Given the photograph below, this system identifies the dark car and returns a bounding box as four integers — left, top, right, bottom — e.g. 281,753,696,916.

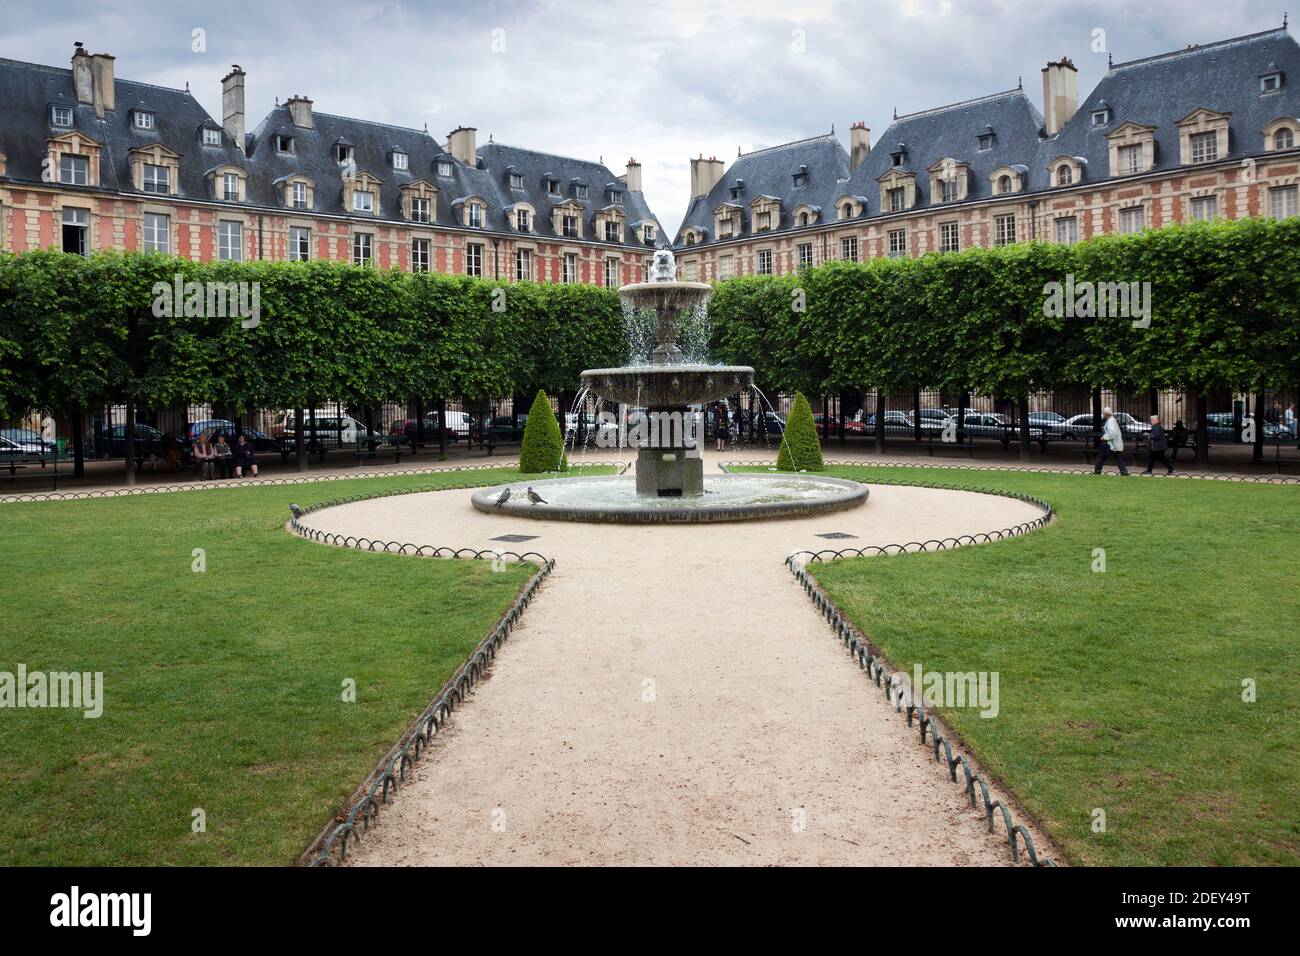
96,423,163,458
863,411,914,433
481,415,527,443
1201,413,1289,444
1027,411,1067,436
186,424,285,460
0,428,57,458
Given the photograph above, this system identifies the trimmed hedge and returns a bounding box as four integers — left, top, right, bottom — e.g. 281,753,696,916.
776,392,824,471
518,390,566,473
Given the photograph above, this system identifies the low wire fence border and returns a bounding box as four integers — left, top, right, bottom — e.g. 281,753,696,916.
288,488,555,867
720,459,1300,484
0,460,630,505
781,477,1058,867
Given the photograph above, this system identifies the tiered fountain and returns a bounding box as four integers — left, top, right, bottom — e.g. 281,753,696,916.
472,250,868,522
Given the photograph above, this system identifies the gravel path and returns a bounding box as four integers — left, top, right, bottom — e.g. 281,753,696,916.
307,471,1050,865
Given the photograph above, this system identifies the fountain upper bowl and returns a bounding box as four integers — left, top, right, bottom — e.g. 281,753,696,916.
580,363,755,407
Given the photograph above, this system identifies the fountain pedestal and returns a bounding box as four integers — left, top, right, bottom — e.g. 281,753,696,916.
636,447,704,497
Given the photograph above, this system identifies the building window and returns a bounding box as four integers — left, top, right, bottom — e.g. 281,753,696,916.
684,232,696,246
353,190,374,213
1275,128,1295,150
887,228,907,258
289,226,310,261
562,214,578,238
683,260,699,281
757,211,771,231
1260,72,1283,93
275,135,294,154
1119,206,1145,234
468,203,483,228
411,238,430,273
888,187,905,212
291,182,308,209
608,189,623,205
142,163,170,194
336,145,353,164
515,248,532,281
52,106,73,127
1269,185,1298,218
604,257,618,287
1091,109,1111,127
508,173,524,190
133,111,154,130
563,252,577,283
218,220,243,261
1119,144,1142,174
59,154,89,185
1054,217,1078,245
516,209,530,232
143,213,170,253
841,202,855,220
940,179,958,202
466,242,484,277
719,255,735,280
61,207,89,255
223,172,240,201
1189,131,1218,164
994,214,1016,246
643,225,656,245
1056,164,1073,186
392,151,408,171
939,221,960,253
202,128,221,146
756,249,773,275
604,220,621,242
841,236,858,262
352,233,372,266
797,243,813,269
437,161,453,177
411,197,431,223
996,175,1013,194
977,132,994,150
1190,196,1218,222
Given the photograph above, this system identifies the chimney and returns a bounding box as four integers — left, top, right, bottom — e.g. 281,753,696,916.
447,126,477,166
689,155,726,198
623,157,642,192
850,121,871,173
71,44,94,106
89,52,115,117
1041,56,1079,136
286,95,314,129
222,65,246,154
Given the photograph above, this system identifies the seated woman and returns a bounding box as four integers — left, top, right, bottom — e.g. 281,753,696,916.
212,434,235,479
192,432,216,480
232,433,258,478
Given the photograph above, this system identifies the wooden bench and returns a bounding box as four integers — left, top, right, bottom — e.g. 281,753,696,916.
3,455,62,490
925,439,976,458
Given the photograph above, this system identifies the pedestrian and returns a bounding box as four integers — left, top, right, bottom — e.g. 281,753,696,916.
232,433,258,478
1093,407,1130,475
1142,415,1173,474
715,404,729,452
212,434,235,479
1266,400,1282,428
192,432,216,480
1170,419,1190,461
1286,402,1296,439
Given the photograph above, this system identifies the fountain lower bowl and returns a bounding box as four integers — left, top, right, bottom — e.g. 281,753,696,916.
580,364,755,407
472,473,868,524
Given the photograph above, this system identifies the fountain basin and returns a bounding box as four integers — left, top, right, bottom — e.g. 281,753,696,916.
579,364,755,408
472,474,868,523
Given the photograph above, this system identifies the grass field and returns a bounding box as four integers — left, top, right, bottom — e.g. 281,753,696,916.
780,465,1300,866
0,467,603,866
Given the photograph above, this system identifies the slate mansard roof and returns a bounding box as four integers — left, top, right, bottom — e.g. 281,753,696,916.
674,27,1300,248
0,55,663,245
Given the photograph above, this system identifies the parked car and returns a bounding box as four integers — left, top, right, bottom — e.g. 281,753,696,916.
480,415,527,443
863,411,914,433
95,423,163,458
186,423,285,460
912,407,952,433
0,428,57,457
1059,412,1150,440
1027,411,1067,436
281,415,378,450
1201,412,1290,443
395,412,471,445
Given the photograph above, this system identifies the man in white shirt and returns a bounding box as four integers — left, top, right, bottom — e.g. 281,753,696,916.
1093,407,1130,475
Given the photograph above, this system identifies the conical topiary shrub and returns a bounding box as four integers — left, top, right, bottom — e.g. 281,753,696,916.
519,390,567,473
775,392,824,471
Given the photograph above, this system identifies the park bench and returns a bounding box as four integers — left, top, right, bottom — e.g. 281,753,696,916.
924,439,976,458
3,454,63,490
353,435,407,465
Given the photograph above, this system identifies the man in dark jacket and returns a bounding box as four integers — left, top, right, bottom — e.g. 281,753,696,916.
1143,415,1173,474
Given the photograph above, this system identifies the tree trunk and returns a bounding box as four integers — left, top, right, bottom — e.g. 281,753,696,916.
1252,392,1264,464
123,396,136,485
874,389,886,454
295,407,307,471
1194,392,1209,467
1091,388,1103,452
912,389,922,443
71,408,85,478
438,397,448,459
957,390,968,447
1018,394,1032,462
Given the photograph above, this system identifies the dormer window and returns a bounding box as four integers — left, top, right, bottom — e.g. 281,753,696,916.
608,189,623,205
574,183,588,199
392,150,408,171
142,164,170,194
1057,164,1073,185
354,190,374,212
1276,128,1296,150
202,127,221,146
756,211,771,231
275,134,294,154
729,182,743,199
509,172,524,189
799,212,809,226
1189,131,1218,164
891,145,907,167
685,233,696,246
1091,108,1111,127
793,167,808,187
468,202,483,228
516,208,530,231
977,131,994,150
604,220,621,242
546,178,560,194
437,161,453,177
1260,72,1283,93
292,181,309,208
133,110,155,130
643,224,656,245
223,172,240,200
997,175,1012,193
336,144,353,164
842,202,854,219
411,197,431,223
51,106,73,128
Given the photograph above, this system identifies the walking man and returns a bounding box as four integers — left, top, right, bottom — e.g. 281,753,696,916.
1093,407,1130,475
1143,415,1173,474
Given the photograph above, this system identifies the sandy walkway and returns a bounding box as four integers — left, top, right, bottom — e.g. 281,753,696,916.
307,470,1049,865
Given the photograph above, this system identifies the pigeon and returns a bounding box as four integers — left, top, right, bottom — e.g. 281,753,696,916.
493,487,512,508
289,503,302,519
526,487,547,505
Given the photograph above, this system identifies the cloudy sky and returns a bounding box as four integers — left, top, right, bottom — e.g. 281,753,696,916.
2,0,1288,233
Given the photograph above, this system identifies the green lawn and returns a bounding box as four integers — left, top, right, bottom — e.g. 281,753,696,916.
763,465,1299,866
0,467,600,866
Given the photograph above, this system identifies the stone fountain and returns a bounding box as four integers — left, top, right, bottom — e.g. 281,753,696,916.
580,249,753,497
